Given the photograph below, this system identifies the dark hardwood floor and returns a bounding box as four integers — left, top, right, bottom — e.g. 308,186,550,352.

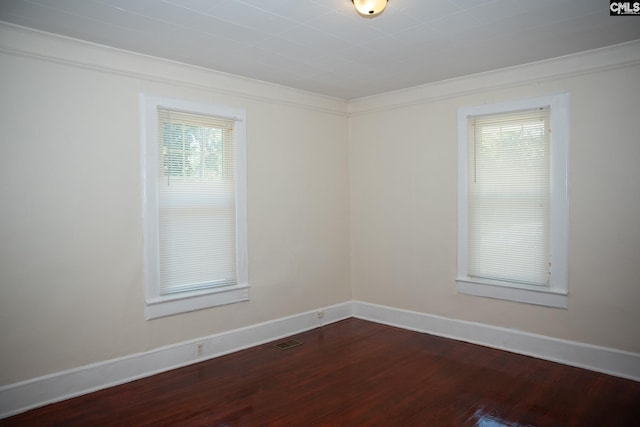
2,318,639,426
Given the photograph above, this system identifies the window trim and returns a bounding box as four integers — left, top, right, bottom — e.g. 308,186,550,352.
456,93,569,308
140,94,249,320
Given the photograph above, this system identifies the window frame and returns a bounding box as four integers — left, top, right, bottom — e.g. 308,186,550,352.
456,93,569,308
140,94,249,320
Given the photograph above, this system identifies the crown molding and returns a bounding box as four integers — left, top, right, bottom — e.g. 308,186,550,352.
3,21,637,118
349,40,640,115
0,22,349,116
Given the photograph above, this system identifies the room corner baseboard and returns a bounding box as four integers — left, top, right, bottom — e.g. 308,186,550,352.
2,300,638,419
0,302,353,419
352,300,640,383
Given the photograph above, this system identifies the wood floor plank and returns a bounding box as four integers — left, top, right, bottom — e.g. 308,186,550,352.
2,318,639,426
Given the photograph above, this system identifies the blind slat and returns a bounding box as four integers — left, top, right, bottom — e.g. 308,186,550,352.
468,108,551,286
156,107,237,295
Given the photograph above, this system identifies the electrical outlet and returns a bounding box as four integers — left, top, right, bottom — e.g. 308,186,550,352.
316,310,324,319
196,342,204,357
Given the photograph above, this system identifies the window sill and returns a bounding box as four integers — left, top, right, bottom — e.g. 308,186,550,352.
456,277,567,309
145,284,250,320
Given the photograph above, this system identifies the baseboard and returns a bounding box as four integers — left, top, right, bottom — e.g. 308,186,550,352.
0,302,353,419
352,300,640,382
3,300,639,419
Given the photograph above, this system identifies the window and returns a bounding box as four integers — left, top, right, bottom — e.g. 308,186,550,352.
457,94,569,308
141,95,248,319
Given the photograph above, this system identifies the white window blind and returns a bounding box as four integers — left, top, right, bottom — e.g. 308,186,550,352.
156,108,237,295
467,108,551,286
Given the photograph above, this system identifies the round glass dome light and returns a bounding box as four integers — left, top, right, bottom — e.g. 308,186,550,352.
352,0,388,17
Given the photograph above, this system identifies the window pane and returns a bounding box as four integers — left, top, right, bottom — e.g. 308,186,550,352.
157,108,237,295
468,109,550,286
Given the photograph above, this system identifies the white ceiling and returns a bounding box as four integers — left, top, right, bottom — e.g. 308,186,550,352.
1,0,639,99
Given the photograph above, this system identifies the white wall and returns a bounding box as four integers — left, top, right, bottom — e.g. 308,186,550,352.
0,24,351,386
349,42,640,354
1,22,639,393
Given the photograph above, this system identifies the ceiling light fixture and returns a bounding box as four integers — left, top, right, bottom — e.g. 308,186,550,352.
352,0,388,17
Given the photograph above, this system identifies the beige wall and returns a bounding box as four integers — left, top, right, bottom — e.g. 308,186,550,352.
349,47,640,354
0,25,351,385
1,23,639,388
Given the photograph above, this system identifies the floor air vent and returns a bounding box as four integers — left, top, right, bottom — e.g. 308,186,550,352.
273,339,303,350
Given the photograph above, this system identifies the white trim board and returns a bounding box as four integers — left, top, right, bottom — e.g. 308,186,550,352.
352,301,640,383
349,39,640,115
2,301,639,419
0,302,353,419
0,22,348,116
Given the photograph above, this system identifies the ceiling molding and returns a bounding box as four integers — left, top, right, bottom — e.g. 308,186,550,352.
2,21,639,119
348,40,640,115
3,0,638,99
0,22,349,117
